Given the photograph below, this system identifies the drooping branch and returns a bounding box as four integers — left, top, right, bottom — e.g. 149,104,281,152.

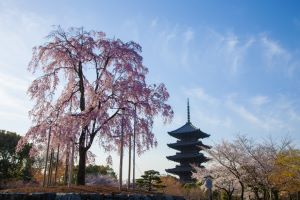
19,26,173,186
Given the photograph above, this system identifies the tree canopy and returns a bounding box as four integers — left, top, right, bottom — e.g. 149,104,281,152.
270,149,300,193
136,170,165,191
0,130,33,182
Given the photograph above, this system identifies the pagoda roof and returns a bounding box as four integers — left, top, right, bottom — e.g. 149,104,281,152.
167,140,211,150
166,152,208,162
168,122,210,139
166,165,193,174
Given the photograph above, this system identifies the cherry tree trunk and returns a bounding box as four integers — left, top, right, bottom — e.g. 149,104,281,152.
77,142,87,185
226,191,233,200
76,63,87,186
239,181,244,200
64,145,69,185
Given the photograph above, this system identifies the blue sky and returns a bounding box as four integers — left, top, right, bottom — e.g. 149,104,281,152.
1,0,300,179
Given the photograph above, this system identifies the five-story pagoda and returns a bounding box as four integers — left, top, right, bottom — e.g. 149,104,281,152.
166,100,210,183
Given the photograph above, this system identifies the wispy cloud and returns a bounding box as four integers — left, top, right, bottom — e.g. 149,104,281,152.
0,87,28,113
196,110,232,129
225,95,294,133
151,21,300,81
250,95,270,107
186,87,220,106
261,35,291,68
152,24,258,76
0,71,32,124
181,28,195,67
208,30,255,75
226,99,266,129
185,86,298,136
0,1,51,132
258,35,300,78
0,72,29,91
0,2,51,73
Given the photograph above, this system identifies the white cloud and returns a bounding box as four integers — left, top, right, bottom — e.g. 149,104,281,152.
196,111,232,129
184,87,297,135
0,87,28,112
0,111,27,121
261,36,289,58
0,71,31,124
225,96,292,133
186,87,220,106
261,36,291,69
218,34,255,75
0,1,51,133
153,23,300,79
183,87,232,130
196,29,256,76
153,24,258,74
0,3,51,73
226,99,264,128
0,72,29,91
155,26,178,67
258,35,300,78
274,96,300,123
250,95,270,107
181,28,195,67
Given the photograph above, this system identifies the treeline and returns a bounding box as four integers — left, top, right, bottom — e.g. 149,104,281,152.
0,130,117,188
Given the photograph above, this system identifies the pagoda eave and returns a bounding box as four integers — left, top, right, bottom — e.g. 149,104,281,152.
167,141,211,150
166,166,193,174
166,154,206,162
168,131,210,139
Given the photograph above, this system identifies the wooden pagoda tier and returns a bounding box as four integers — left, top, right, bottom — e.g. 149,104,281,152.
166,100,210,183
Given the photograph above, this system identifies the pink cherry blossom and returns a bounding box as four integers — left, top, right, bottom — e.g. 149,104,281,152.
18,26,173,185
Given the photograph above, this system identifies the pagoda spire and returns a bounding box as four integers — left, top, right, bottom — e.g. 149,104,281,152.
187,98,190,123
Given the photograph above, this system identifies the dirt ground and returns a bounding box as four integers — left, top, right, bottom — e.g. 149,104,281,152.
0,185,156,195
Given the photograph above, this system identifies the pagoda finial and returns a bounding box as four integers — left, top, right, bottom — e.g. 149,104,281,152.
187,98,190,123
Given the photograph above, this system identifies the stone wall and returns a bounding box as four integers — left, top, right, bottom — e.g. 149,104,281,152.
0,193,185,200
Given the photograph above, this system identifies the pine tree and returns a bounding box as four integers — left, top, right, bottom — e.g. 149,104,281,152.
136,170,165,191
